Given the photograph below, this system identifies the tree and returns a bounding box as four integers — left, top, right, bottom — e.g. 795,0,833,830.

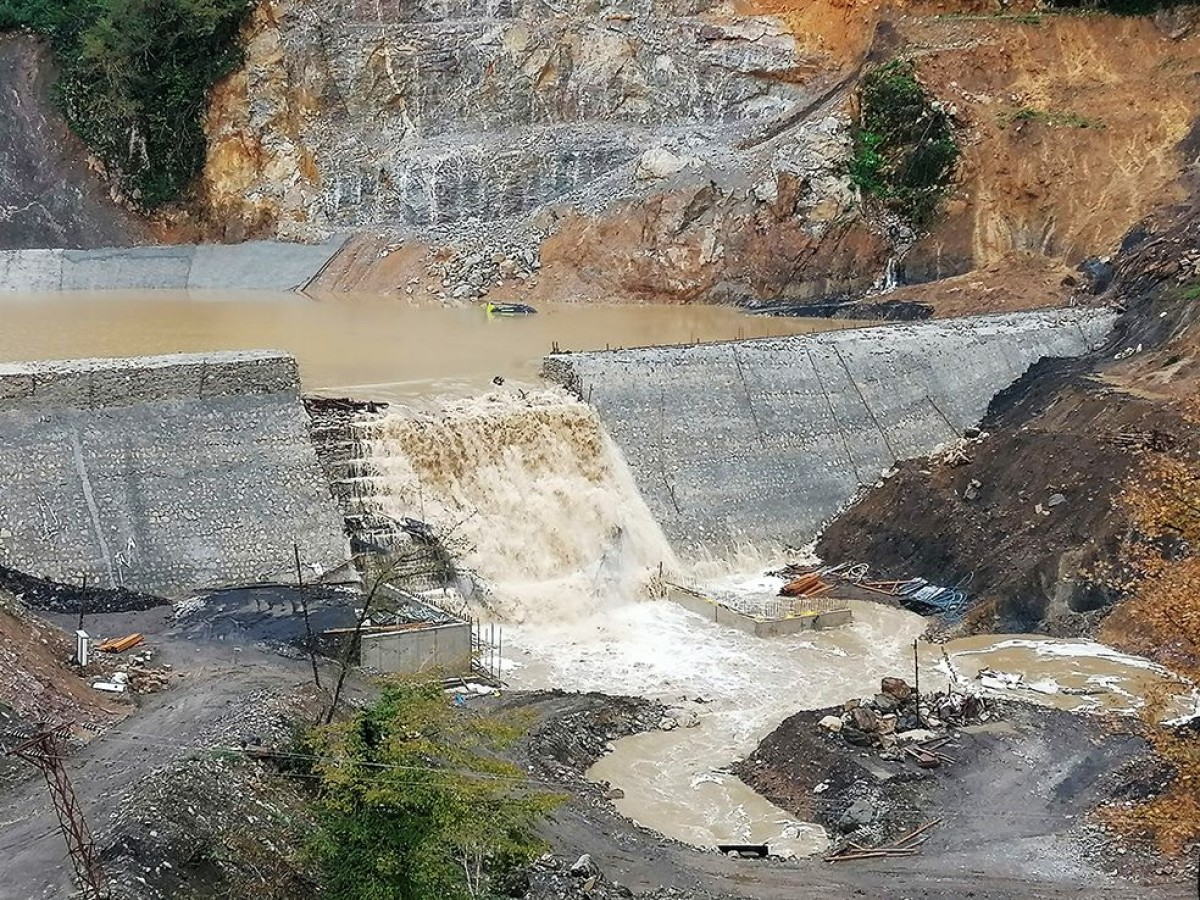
307,684,562,899
848,58,959,229
0,0,252,205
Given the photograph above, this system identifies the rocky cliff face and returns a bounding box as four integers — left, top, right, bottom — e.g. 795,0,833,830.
202,0,888,301
198,0,1200,306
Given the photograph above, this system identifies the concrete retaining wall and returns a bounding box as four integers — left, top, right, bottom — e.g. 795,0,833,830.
666,584,852,636
359,623,473,675
0,237,347,292
0,351,350,596
545,309,1116,553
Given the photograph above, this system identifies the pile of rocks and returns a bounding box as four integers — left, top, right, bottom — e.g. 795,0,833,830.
657,705,700,731
818,677,989,752
421,245,541,302
517,853,717,900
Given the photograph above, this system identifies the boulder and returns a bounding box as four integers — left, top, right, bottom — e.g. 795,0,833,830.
837,798,876,831
569,854,597,877
880,677,912,701
841,726,873,748
818,714,844,733
895,728,938,745
851,705,879,733
873,693,898,713
635,148,700,180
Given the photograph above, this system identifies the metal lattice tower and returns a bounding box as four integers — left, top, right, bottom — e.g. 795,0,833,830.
5,725,107,900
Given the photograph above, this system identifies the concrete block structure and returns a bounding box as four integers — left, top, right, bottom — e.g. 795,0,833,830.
0,351,350,596
0,237,347,292
666,583,852,636
544,308,1115,553
359,622,474,676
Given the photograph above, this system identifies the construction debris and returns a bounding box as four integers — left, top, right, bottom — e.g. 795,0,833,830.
775,561,971,620
97,633,144,653
821,677,989,756
825,819,943,863
778,573,830,598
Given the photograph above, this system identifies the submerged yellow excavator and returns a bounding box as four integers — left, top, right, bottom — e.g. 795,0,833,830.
484,302,537,318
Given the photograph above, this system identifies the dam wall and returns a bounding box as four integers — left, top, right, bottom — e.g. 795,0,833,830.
0,352,350,596
0,237,347,293
543,308,1116,552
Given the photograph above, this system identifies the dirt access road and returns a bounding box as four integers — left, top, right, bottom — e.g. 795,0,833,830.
0,603,317,900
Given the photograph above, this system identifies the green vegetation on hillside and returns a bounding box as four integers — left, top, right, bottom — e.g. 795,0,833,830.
848,59,959,230
0,0,252,206
303,683,563,899
997,106,1104,130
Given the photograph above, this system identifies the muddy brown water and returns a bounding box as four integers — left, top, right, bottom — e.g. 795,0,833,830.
0,291,858,401
574,615,1198,858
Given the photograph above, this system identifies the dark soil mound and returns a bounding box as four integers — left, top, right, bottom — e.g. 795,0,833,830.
0,564,166,614
818,194,1200,635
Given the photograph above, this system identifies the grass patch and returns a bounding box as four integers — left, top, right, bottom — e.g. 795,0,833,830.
1177,281,1200,302
0,0,253,207
847,59,959,231
934,12,1045,24
997,106,1104,130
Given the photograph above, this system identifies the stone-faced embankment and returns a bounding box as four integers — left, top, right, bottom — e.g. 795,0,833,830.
0,352,349,596
543,309,1115,553
0,237,347,293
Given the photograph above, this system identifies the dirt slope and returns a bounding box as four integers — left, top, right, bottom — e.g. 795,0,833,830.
907,11,1200,281
818,182,1200,639
0,36,148,251
0,591,125,737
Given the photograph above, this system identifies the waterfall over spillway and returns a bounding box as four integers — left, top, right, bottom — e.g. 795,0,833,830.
347,390,678,621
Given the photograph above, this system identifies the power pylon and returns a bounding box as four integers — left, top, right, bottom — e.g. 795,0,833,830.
5,724,107,900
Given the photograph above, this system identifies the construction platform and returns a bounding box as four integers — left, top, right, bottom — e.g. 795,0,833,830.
665,582,852,637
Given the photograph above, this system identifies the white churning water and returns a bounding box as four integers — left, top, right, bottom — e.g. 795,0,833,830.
350,390,679,621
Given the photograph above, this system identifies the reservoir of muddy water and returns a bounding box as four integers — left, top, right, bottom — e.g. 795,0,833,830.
0,291,855,401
